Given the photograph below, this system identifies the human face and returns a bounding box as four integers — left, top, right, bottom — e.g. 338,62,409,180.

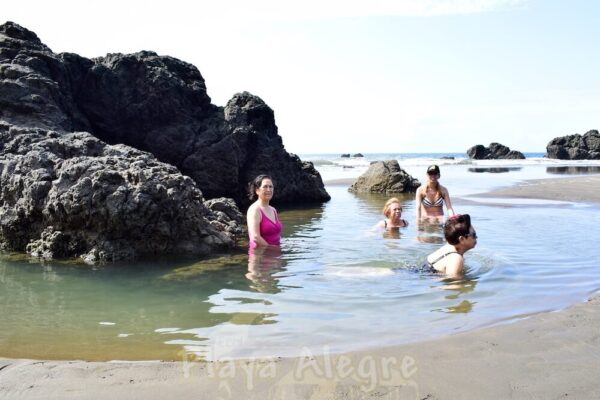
256,178,274,201
464,227,478,248
389,203,402,221
427,172,440,182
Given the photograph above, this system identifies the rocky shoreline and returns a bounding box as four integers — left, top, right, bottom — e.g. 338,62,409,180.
0,21,329,262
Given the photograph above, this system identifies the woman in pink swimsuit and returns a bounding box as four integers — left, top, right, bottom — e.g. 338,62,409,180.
246,175,282,249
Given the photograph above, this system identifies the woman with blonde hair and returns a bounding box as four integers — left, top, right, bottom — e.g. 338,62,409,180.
375,197,408,229
415,164,455,223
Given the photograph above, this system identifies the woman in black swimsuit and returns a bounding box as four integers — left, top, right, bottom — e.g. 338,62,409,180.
415,164,456,223
423,214,477,277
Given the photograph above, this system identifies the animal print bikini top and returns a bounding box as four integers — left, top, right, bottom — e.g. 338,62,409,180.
422,195,444,208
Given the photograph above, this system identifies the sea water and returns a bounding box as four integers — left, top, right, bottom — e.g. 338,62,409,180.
1,154,600,361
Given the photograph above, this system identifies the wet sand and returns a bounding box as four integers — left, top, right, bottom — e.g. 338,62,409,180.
2,176,600,399
477,175,600,203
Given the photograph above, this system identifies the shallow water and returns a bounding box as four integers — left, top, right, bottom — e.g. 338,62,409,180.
1,158,600,361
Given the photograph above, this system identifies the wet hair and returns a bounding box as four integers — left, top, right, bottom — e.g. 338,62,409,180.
247,174,274,201
444,214,472,245
383,197,402,218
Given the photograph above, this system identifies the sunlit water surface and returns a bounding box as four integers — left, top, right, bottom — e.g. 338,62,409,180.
1,159,600,361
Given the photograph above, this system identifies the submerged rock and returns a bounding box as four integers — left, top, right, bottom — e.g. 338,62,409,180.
546,130,600,160
348,160,420,193
467,143,525,160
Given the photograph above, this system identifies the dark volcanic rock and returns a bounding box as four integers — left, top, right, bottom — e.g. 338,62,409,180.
348,160,420,193
546,130,600,160
0,21,329,206
467,143,525,160
0,123,240,262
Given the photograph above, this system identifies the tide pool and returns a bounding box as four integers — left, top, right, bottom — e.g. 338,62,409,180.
1,159,600,361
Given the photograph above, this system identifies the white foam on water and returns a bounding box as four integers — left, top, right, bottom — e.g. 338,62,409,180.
323,266,395,278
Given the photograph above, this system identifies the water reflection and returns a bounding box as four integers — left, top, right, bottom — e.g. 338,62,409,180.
546,166,600,174
247,246,285,293
437,277,478,314
382,228,402,239
468,167,522,174
0,253,278,361
416,220,445,244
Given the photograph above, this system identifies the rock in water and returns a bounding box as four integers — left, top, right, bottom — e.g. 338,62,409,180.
466,143,525,159
0,124,240,262
0,21,331,261
348,160,420,193
0,21,329,207
546,130,600,160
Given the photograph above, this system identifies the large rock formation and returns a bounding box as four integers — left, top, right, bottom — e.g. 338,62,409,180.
0,123,241,262
546,130,600,160
467,143,525,160
0,21,329,206
0,21,328,261
348,160,420,193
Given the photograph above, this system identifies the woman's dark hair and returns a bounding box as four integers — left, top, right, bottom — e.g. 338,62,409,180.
247,174,274,201
444,214,471,245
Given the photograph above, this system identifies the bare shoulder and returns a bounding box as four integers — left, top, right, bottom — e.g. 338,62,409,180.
444,252,464,268
247,203,260,219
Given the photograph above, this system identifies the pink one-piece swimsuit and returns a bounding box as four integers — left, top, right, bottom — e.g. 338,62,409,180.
249,208,282,249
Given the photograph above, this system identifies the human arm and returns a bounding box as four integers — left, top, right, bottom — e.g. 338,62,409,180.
373,220,386,230
442,186,456,217
415,187,423,222
247,206,270,247
443,254,464,278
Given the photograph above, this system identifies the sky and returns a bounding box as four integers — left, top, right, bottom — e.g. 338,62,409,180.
3,0,600,154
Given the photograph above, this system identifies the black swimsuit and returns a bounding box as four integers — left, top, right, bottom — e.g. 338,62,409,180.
384,220,407,228
421,251,458,273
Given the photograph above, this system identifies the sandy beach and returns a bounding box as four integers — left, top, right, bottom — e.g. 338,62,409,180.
1,175,600,400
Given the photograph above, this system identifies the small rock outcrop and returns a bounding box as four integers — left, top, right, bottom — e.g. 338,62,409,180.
348,160,420,193
467,143,525,160
546,130,600,160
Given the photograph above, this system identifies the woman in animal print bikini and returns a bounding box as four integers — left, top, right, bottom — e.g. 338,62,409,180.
415,164,456,224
